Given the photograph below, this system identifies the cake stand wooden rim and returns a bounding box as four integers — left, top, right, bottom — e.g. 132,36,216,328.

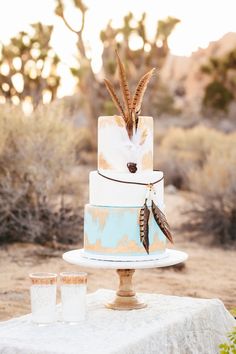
62,248,188,269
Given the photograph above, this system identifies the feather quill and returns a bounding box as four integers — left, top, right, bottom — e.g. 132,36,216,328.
151,200,174,244
139,199,150,254
115,50,132,125
104,78,126,119
132,68,155,115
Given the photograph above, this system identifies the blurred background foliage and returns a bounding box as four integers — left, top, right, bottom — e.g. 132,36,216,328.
0,0,235,246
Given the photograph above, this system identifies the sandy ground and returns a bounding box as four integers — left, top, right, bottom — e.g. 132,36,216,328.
0,185,235,321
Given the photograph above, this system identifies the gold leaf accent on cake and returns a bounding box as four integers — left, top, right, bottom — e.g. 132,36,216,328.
84,233,165,255
139,128,148,145
136,116,153,131
99,117,115,128
141,150,153,170
98,153,112,170
114,115,126,128
87,206,110,230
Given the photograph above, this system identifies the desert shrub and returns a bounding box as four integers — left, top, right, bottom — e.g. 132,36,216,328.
203,81,234,113
187,136,236,244
75,128,94,157
156,126,225,189
157,126,236,244
0,103,84,245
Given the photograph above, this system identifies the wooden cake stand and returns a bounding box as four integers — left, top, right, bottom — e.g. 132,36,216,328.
63,248,188,310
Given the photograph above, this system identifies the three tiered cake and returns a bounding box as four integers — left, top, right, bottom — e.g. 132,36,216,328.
83,52,173,261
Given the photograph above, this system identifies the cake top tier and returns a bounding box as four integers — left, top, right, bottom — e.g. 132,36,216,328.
101,52,156,174
98,115,153,173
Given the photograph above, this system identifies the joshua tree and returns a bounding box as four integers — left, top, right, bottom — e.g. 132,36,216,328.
55,0,102,141
0,23,61,108
55,0,180,127
101,14,180,117
201,49,236,113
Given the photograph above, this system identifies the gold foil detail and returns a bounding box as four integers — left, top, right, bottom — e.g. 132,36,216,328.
139,128,148,145
60,274,87,285
141,150,153,170
86,206,110,231
84,233,165,255
99,116,124,128
30,274,57,285
99,116,113,128
98,153,112,170
114,115,125,127
137,116,153,130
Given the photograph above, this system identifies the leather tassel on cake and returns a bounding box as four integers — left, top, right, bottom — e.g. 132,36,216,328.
139,198,150,254
151,200,174,244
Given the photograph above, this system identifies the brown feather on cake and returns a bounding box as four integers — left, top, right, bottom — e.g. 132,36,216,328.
104,78,126,119
104,51,155,140
151,200,174,244
132,68,155,115
139,199,150,254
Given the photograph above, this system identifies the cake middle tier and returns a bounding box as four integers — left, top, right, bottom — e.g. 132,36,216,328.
89,170,164,207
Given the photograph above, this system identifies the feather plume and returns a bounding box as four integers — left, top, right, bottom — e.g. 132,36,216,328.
139,199,150,254
132,68,155,115
151,200,174,244
115,50,132,125
104,79,126,119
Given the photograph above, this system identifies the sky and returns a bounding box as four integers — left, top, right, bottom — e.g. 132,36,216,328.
0,0,236,96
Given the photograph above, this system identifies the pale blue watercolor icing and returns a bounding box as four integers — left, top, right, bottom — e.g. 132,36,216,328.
84,205,166,256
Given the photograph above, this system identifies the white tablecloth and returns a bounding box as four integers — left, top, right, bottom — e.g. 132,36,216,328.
0,289,235,354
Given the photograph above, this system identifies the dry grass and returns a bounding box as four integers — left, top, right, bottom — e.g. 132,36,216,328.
0,103,87,245
157,126,228,188
157,126,236,244
187,138,236,244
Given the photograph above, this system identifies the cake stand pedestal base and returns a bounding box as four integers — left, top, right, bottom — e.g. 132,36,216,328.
62,248,188,311
105,269,146,310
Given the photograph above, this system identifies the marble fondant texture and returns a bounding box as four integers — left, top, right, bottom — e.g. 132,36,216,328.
89,170,164,207
84,204,166,257
98,115,153,173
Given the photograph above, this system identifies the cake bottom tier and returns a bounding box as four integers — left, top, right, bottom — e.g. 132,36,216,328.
84,204,166,258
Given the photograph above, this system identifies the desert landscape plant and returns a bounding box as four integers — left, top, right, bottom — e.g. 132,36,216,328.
0,23,60,107
0,103,85,245
187,136,236,244
157,126,236,244
156,126,224,189
201,48,236,114
219,327,236,354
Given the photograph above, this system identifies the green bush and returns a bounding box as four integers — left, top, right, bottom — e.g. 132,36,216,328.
219,327,236,354
203,81,233,113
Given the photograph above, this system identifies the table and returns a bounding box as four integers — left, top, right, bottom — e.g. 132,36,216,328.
0,289,235,354
63,248,188,309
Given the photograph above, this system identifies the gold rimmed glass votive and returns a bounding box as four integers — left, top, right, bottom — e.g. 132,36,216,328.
29,272,57,324
60,272,87,323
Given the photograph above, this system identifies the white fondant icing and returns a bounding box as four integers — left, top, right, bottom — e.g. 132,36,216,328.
98,116,153,172
89,170,164,207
